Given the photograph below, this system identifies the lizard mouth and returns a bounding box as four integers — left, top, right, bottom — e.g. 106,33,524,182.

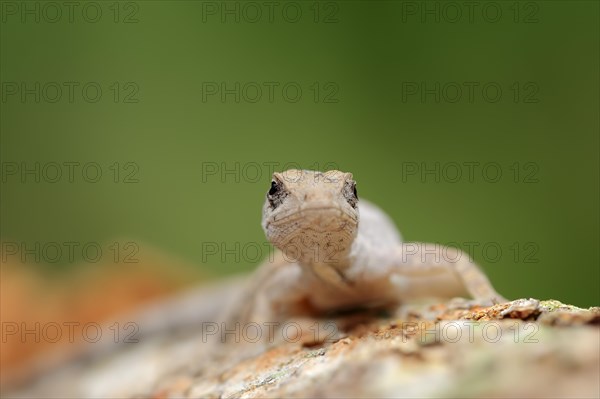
269,206,358,227
266,206,358,256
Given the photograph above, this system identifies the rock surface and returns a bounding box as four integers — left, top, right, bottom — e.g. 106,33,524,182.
8,298,600,398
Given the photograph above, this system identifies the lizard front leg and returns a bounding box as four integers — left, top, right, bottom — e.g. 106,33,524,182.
225,251,311,344
387,242,507,304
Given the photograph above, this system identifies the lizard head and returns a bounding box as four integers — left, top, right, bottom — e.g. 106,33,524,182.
262,169,359,264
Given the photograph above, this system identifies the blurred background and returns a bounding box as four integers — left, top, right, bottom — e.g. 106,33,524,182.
1,0,598,388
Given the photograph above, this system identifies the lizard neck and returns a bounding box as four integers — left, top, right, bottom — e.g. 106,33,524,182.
302,260,353,290
296,240,357,289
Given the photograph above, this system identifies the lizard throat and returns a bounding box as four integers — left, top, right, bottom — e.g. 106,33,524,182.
270,228,355,267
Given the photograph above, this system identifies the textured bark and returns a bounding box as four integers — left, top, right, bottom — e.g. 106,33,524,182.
8,296,599,399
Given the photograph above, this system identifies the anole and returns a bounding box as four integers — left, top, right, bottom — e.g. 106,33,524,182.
232,169,506,334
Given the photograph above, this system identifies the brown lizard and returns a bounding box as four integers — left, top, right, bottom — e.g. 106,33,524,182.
233,169,506,336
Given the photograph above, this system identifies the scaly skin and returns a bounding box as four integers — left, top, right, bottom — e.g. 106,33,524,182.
237,169,507,332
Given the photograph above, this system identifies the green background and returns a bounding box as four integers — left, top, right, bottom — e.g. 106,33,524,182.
1,1,598,306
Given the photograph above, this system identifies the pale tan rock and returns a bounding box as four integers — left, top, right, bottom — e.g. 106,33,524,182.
8,298,598,398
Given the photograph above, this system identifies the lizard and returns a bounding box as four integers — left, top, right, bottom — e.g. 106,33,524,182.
231,169,507,339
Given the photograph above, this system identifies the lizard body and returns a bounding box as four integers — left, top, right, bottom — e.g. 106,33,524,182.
237,169,506,328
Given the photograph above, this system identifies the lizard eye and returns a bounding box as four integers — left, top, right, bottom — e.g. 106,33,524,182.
267,180,287,209
343,181,359,208
268,181,278,196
